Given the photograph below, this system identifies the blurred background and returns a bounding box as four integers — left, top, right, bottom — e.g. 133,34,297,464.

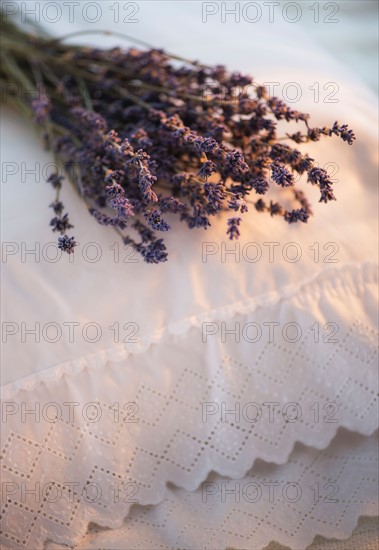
299,0,378,92
4,0,378,93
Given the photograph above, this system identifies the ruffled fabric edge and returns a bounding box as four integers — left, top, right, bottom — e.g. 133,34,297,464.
40,511,379,550
36,428,378,550
2,260,377,401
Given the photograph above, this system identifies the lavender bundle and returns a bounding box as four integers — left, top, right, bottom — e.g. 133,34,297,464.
1,19,356,263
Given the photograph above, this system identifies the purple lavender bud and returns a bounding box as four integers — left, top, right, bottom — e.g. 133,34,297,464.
71,107,107,132
228,194,248,213
171,173,191,190
256,85,268,99
251,178,269,195
319,187,336,203
255,199,266,212
289,131,306,144
224,149,249,177
307,128,323,141
307,167,329,185
31,91,50,123
195,137,219,154
104,170,125,185
307,167,336,202
89,208,124,227
108,195,135,219
46,173,63,190
144,209,170,231
229,71,253,87
185,204,211,229
270,162,294,187
284,208,310,223
295,156,314,174
58,235,76,254
49,200,64,215
198,160,217,179
105,182,124,196
268,97,309,123
270,145,314,174
159,197,186,213
50,213,73,233
131,128,153,148
140,239,168,263
331,122,356,145
120,138,134,156
138,165,158,203
106,130,121,144
226,217,241,240
204,182,226,211
269,201,282,216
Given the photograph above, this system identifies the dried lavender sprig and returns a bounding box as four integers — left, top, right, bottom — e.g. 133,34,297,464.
0,17,356,263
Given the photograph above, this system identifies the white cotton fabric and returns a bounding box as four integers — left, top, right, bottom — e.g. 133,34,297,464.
2,430,377,549
1,2,378,549
44,517,379,550
39,430,378,550
1,267,378,548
